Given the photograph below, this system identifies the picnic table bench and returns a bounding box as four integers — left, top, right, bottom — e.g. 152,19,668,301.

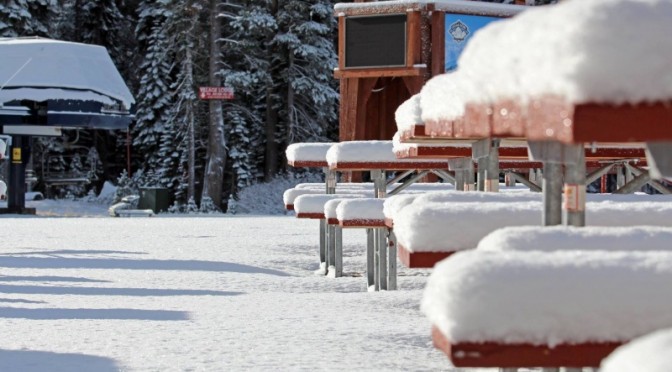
424,226,672,368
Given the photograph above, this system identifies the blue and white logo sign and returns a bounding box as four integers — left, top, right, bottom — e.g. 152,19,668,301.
449,20,469,42
445,14,502,72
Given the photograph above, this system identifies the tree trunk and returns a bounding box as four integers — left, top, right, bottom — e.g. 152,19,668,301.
185,46,196,202
286,51,295,145
263,0,279,182
201,0,227,209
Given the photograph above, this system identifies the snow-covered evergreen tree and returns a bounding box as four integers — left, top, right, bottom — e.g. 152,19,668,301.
133,0,176,182
0,0,55,37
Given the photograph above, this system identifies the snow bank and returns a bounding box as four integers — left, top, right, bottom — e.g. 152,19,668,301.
0,38,134,107
423,249,672,346
286,143,334,164
294,194,368,215
601,328,672,372
456,0,672,106
478,225,672,253
336,198,386,222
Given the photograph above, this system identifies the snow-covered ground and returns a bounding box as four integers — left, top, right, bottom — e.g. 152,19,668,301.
0,199,457,371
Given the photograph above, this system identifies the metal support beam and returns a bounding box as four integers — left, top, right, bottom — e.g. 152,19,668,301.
327,224,336,271
563,144,586,227
386,170,414,186
508,172,542,192
388,170,431,196
613,172,650,194
586,163,615,185
430,170,456,184
616,165,626,188
646,141,672,179
623,163,672,195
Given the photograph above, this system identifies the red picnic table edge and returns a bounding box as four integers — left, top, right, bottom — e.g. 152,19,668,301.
397,243,455,268
329,161,448,171
421,99,672,144
431,326,622,368
338,219,387,228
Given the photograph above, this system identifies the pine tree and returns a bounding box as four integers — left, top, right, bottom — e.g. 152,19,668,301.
133,0,176,181
0,0,55,37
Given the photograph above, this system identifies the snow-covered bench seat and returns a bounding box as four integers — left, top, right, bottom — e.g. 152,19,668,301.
423,249,672,368
335,198,386,228
293,194,368,219
283,186,372,210
601,328,672,372
326,140,448,171
285,142,334,168
393,194,672,268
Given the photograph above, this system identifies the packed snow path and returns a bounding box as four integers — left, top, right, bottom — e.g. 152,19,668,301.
0,213,452,371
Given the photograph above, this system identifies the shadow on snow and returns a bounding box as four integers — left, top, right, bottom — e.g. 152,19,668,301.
0,307,189,320
0,349,121,372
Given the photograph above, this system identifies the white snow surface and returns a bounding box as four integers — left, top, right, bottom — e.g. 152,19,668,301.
336,198,386,222
455,0,672,106
478,225,672,253
601,328,672,372
0,199,452,371
422,249,672,346
294,193,369,214
285,142,334,163
0,38,134,107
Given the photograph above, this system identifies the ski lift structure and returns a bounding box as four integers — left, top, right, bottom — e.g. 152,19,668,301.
0,37,135,214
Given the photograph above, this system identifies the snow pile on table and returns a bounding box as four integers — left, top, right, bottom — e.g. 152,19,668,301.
479,225,672,253
459,0,672,106
395,201,542,252
601,328,672,372
324,198,355,220
394,196,672,252
335,0,525,17
294,194,368,215
336,198,386,222
423,249,672,346
0,38,134,107
326,141,445,165
395,94,422,131
285,143,334,165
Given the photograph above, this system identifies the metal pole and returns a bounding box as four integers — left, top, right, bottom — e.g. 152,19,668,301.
616,165,626,189
455,170,465,191
334,226,343,277
366,228,375,289
319,219,327,274
376,170,387,290
327,224,336,271
563,144,586,227
509,172,542,192
485,140,500,192
477,157,487,191
7,135,27,212
387,230,397,290
543,162,563,226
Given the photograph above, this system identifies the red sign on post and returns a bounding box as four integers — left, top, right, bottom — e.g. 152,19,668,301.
198,86,234,100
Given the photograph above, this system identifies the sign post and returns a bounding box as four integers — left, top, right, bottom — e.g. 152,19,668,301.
198,87,235,100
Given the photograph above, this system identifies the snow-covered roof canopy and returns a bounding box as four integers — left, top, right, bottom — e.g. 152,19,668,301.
335,0,526,17
0,38,134,108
